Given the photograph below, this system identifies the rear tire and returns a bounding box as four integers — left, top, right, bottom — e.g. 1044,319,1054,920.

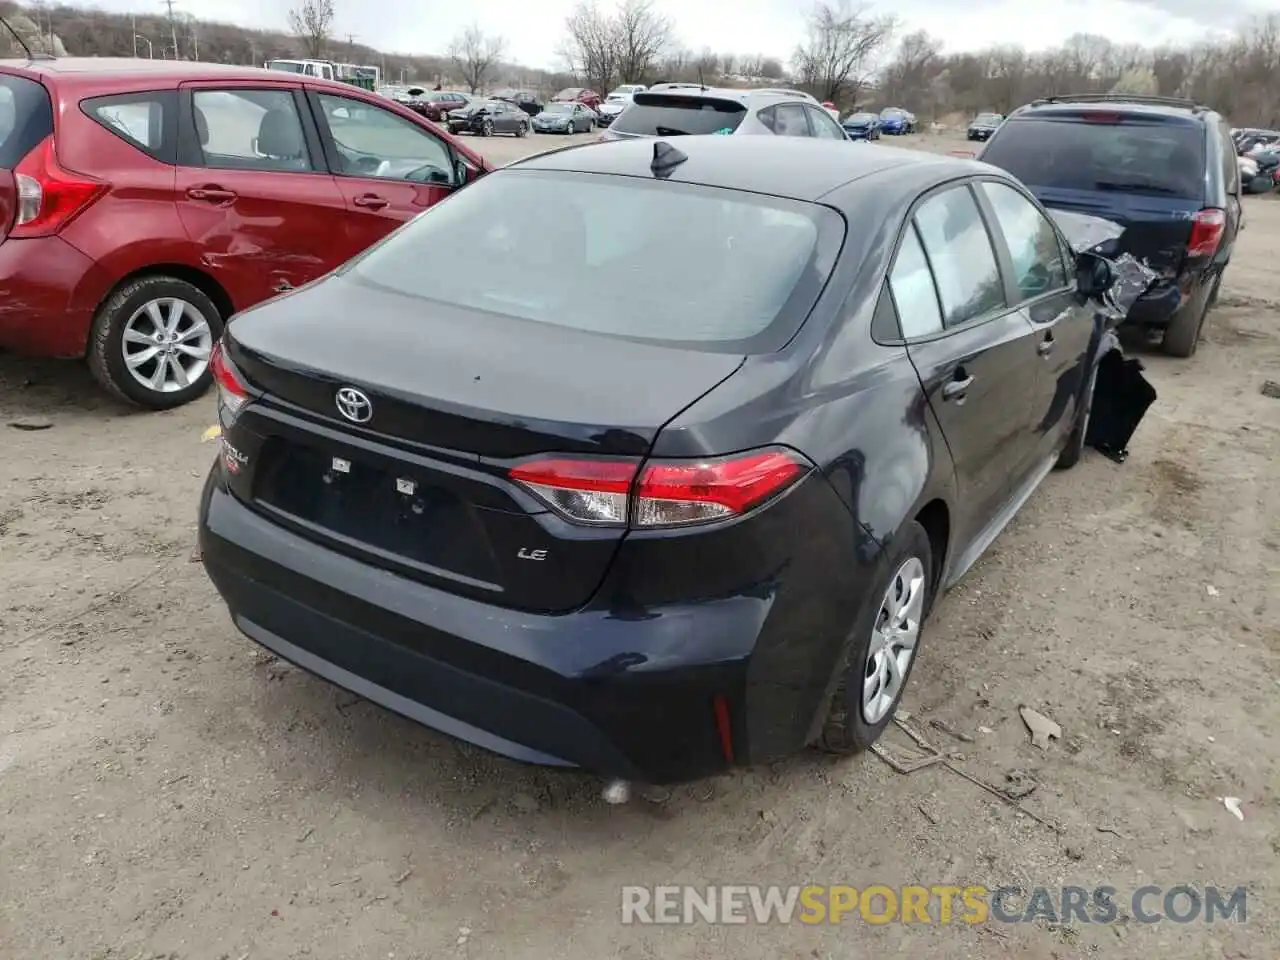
819,520,933,754
1162,283,1214,358
87,275,224,410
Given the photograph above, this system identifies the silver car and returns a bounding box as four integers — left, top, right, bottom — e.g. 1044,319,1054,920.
600,87,848,141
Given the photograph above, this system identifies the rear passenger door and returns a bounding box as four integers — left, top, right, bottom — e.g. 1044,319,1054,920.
305,88,461,262
175,82,347,308
894,183,1043,552
977,179,1094,476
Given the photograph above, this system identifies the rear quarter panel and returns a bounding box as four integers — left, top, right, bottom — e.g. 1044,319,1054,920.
650,167,962,753
49,83,201,327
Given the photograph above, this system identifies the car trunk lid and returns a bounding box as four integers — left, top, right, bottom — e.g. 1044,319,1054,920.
221,275,745,613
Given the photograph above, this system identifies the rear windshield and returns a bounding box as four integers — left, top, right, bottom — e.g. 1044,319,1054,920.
0,74,52,168
981,117,1206,199
345,170,844,353
611,94,747,136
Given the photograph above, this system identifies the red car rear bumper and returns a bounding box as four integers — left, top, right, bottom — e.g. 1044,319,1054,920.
0,235,109,358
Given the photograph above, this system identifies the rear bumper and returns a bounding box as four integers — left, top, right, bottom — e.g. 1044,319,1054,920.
1125,270,1215,329
198,466,784,784
0,235,105,357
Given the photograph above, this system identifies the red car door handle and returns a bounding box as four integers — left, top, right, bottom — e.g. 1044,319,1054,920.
186,186,237,203
353,194,389,210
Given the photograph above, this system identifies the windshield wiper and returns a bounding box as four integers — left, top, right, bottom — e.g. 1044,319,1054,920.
1093,180,1180,195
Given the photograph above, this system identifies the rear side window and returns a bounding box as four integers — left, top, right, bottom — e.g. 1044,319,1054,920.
981,117,1206,200
889,225,943,338
611,94,746,136
0,73,53,168
345,169,844,353
82,91,177,163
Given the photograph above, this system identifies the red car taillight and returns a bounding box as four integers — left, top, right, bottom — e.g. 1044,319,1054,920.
210,340,250,419
10,136,108,239
509,448,809,529
1187,208,1226,258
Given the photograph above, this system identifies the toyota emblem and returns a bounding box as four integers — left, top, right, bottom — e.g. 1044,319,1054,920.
335,386,373,423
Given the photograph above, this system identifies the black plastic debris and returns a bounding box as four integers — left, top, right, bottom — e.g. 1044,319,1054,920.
1050,209,1161,465
1087,350,1157,464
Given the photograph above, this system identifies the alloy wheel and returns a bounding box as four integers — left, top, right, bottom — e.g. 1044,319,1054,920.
121,297,213,394
861,556,925,724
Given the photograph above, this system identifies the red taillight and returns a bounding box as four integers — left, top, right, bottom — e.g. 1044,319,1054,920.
10,136,108,238
209,340,249,417
1187,208,1226,259
509,448,809,528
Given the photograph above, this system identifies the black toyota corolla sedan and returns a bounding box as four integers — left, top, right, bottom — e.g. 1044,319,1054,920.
199,136,1114,785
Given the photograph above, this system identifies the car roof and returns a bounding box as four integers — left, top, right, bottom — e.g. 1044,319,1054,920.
0,56,397,97
1012,96,1214,124
510,135,975,202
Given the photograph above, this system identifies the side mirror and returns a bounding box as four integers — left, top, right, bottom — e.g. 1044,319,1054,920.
1076,252,1115,299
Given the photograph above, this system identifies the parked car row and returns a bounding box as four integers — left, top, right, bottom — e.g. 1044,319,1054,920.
1231,126,1280,194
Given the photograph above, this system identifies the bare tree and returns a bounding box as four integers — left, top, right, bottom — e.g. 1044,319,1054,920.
560,2,618,93
447,23,506,94
791,1,895,106
286,0,333,60
613,0,671,83
758,56,785,79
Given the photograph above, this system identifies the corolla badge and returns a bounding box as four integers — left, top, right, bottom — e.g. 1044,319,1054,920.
335,386,373,423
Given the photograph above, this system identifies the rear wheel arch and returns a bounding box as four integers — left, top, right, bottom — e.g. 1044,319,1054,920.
913,498,950,606
88,263,236,347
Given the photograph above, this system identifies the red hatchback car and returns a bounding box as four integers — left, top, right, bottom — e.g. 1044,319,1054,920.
0,58,489,408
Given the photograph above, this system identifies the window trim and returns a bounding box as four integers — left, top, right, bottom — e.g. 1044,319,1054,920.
972,176,1074,310
874,177,1026,346
177,84,326,175
306,88,456,183
81,90,178,164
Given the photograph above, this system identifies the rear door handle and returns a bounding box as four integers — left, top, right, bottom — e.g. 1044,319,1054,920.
1038,337,1055,356
942,375,974,400
186,186,237,203
353,193,389,210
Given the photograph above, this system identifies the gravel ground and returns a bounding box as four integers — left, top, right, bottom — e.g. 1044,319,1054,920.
1,130,1277,960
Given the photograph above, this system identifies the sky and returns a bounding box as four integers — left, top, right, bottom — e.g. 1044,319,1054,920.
89,0,1270,70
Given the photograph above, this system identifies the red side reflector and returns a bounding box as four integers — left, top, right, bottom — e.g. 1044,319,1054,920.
713,695,735,763
1187,208,1226,258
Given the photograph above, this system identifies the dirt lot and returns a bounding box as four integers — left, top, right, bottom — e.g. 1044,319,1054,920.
1,130,1277,960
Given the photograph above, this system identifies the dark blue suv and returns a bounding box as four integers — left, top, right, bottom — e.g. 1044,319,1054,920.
978,94,1241,357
